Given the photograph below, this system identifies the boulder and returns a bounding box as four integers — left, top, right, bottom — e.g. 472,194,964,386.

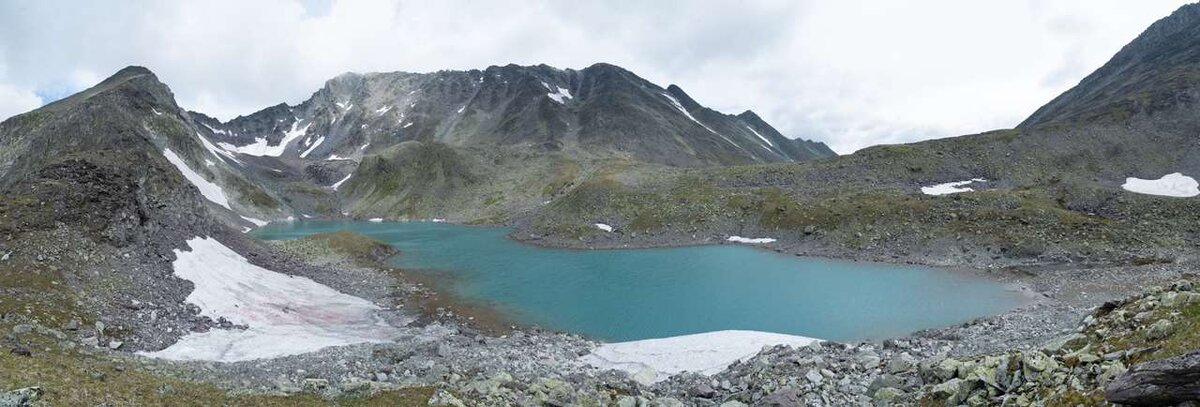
427,389,466,407
0,387,42,407
1105,351,1200,406
759,387,801,406
1146,319,1175,340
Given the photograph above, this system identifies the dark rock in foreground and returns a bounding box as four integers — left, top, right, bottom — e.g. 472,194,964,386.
1106,350,1200,406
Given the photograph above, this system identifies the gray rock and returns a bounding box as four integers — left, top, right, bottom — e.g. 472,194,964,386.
758,387,801,406
301,378,329,393
108,341,124,350
718,401,748,407
1106,350,1200,406
1146,319,1174,340
0,387,42,407
10,325,30,335
615,395,639,407
650,398,685,407
873,386,903,402
687,383,716,398
804,369,823,385
427,389,466,407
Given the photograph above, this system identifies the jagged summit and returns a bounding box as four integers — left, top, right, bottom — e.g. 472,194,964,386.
197,63,833,167
1020,3,1200,127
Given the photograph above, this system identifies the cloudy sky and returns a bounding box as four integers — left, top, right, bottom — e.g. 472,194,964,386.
0,1,1190,153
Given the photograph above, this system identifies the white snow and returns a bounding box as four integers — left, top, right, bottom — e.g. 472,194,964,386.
240,216,269,227
582,330,820,385
218,121,311,157
140,237,402,362
300,136,325,158
327,154,350,161
162,148,230,210
402,122,414,128
375,105,392,115
662,93,716,134
331,173,353,191
457,105,466,114
151,108,163,116
431,218,446,223
921,178,986,196
196,132,241,164
726,236,776,244
359,143,370,151
368,218,384,223
201,122,233,137
546,86,573,104
595,223,614,232
745,125,775,147
336,101,353,111
1122,173,1200,197
204,159,215,167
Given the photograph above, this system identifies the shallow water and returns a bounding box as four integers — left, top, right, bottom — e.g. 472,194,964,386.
254,221,1024,342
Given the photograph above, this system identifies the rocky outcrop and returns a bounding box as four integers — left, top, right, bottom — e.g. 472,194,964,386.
1105,351,1200,406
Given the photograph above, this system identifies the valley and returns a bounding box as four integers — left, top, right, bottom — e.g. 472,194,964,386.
3,3,1200,406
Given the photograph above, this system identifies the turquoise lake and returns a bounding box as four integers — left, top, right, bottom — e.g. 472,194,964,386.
254,221,1024,342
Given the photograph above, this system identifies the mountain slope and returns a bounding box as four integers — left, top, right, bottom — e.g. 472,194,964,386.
197,63,833,168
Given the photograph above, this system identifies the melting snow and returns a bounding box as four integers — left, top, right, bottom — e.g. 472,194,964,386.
240,216,269,227
726,236,776,244
162,148,230,210
375,105,392,115
582,330,819,385
368,218,384,223
139,237,402,362
457,106,466,114
201,123,233,137
218,121,311,157
204,159,215,167
359,143,370,151
151,108,163,116
546,86,573,104
921,178,986,196
331,173,353,191
300,136,325,158
336,101,353,111
745,125,775,147
402,122,414,128
431,218,446,223
196,132,241,164
327,154,350,161
595,223,614,232
1122,173,1200,197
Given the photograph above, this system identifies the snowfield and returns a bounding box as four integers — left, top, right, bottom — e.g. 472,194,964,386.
162,148,230,210
141,237,402,362
582,330,820,385
726,236,776,244
1122,172,1199,197
921,178,986,195
218,121,311,157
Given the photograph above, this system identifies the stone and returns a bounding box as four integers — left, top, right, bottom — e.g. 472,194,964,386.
934,358,963,380
615,395,639,407
63,319,80,331
11,325,31,335
718,401,748,407
804,369,823,385
931,378,973,405
687,383,715,398
1106,350,1200,406
887,353,915,373
301,378,329,393
436,343,451,358
427,389,466,407
759,387,801,406
1146,319,1175,340
1170,280,1193,292
0,387,42,407
650,398,685,407
873,387,903,402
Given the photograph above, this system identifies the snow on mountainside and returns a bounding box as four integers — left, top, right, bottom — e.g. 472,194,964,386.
194,63,834,167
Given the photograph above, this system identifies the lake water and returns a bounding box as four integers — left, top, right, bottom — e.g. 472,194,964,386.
254,221,1024,342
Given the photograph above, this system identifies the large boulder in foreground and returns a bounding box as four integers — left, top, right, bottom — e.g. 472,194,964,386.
1105,350,1200,406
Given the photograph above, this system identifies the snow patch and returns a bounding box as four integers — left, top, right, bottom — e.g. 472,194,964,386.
1122,173,1200,197
375,105,392,115
240,216,268,227
547,86,573,104
595,223,613,232
662,93,715,134
402,122,414,129
359,143,370,151
218,121,310,157
582,330,820,385
336,101,353,111
368,218,384,223
331,173,353,191
151,108,163,116
431,218,446,223
327,154,350,161
921,178,986,196
300,136,325,158
140,237,402,362
196,132,241,164
162,148,230,210
726,236,776,244
457,105,466,114
745,125,775,147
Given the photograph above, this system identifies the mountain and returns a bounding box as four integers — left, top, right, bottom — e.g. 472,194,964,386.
196,63,833,168
1021,4,1200,128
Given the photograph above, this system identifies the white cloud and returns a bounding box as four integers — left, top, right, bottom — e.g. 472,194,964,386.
0,0,1190,152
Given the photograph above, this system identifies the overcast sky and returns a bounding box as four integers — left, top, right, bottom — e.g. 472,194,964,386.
0,1,1191,153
